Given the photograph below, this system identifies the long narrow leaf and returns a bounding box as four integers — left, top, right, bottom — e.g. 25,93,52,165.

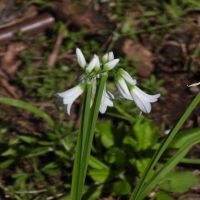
0,97,54,127
71,82,93,200
130,93,200,200
80,73,108,195
138,131,200,200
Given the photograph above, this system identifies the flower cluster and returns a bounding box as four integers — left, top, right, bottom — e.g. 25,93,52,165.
57,48,160,115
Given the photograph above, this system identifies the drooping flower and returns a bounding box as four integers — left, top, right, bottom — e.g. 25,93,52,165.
116,69,136,100
116,77,132,100
99,89,114,114
57,84,84,115
130,86,160,113
115,69,160,113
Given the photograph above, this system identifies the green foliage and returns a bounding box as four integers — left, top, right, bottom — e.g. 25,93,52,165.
159,171,199,193
0,97,54,127
1,0,200,199
155,191,174,200
132,118,158,151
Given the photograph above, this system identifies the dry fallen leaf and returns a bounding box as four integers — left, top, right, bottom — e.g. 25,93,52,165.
1,42,26,76
122,39,154,77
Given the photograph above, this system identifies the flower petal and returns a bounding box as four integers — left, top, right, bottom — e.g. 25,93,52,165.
102,51,114,63
99,89,114,114
134,86,160,103
131,92,151,113
120,69,137,85
104,59,119,70
57,84,84,115
66,103,73,115
76,48,86,69
108,51,114,61
87,55,98,72
117,78,132,100
94,55,101,71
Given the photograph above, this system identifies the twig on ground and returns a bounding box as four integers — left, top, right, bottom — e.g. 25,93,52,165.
48,30,65,68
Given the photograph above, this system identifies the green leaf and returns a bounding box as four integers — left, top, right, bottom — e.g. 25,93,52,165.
83,185,103,200
123,136,137,148
0,127,7,141
42,162,58,171
170,128,200,148
0,160,14,169
159,171,199,193
130,93,200,200
19,135,37,143
155,191,173,200
26,147,51,157
89,156,108,170
138,127,200,200
54,150,68,159
13,173,31,184
2,148,16,156
88,168,110,183
133,118,158,151
96,120,114,148
113,180,131,195
0,97,55,127
105,147,125,168
130,158,152,178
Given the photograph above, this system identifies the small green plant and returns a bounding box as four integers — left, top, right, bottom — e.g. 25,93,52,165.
57,48,160,199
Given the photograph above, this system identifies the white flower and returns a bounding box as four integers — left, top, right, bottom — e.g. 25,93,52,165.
130,86,160,113
104,59,120,71
94,55,101,71
102,51,114,63
76,48,86,69
86,54,101,73
100,90,114,114
116,77,132,100
119,69,136,86
57,84,84,115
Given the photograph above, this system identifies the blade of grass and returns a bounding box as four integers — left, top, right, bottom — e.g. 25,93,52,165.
130,92,200,200
0,97,54,127
71,82,93,200
138,132,200,200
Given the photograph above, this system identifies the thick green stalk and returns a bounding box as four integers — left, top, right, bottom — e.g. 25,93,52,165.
79,73,108,197
71,82,93,200
130,92,200,200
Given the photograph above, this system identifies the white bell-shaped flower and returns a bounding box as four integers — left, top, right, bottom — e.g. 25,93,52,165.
76,48,86,69
116,77,132,100
57,84,84,115
100,90,114,114
130,86,160,113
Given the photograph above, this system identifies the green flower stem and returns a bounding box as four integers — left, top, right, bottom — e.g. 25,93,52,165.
79,73,108,197
130,92,200,200
71,82,93,200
